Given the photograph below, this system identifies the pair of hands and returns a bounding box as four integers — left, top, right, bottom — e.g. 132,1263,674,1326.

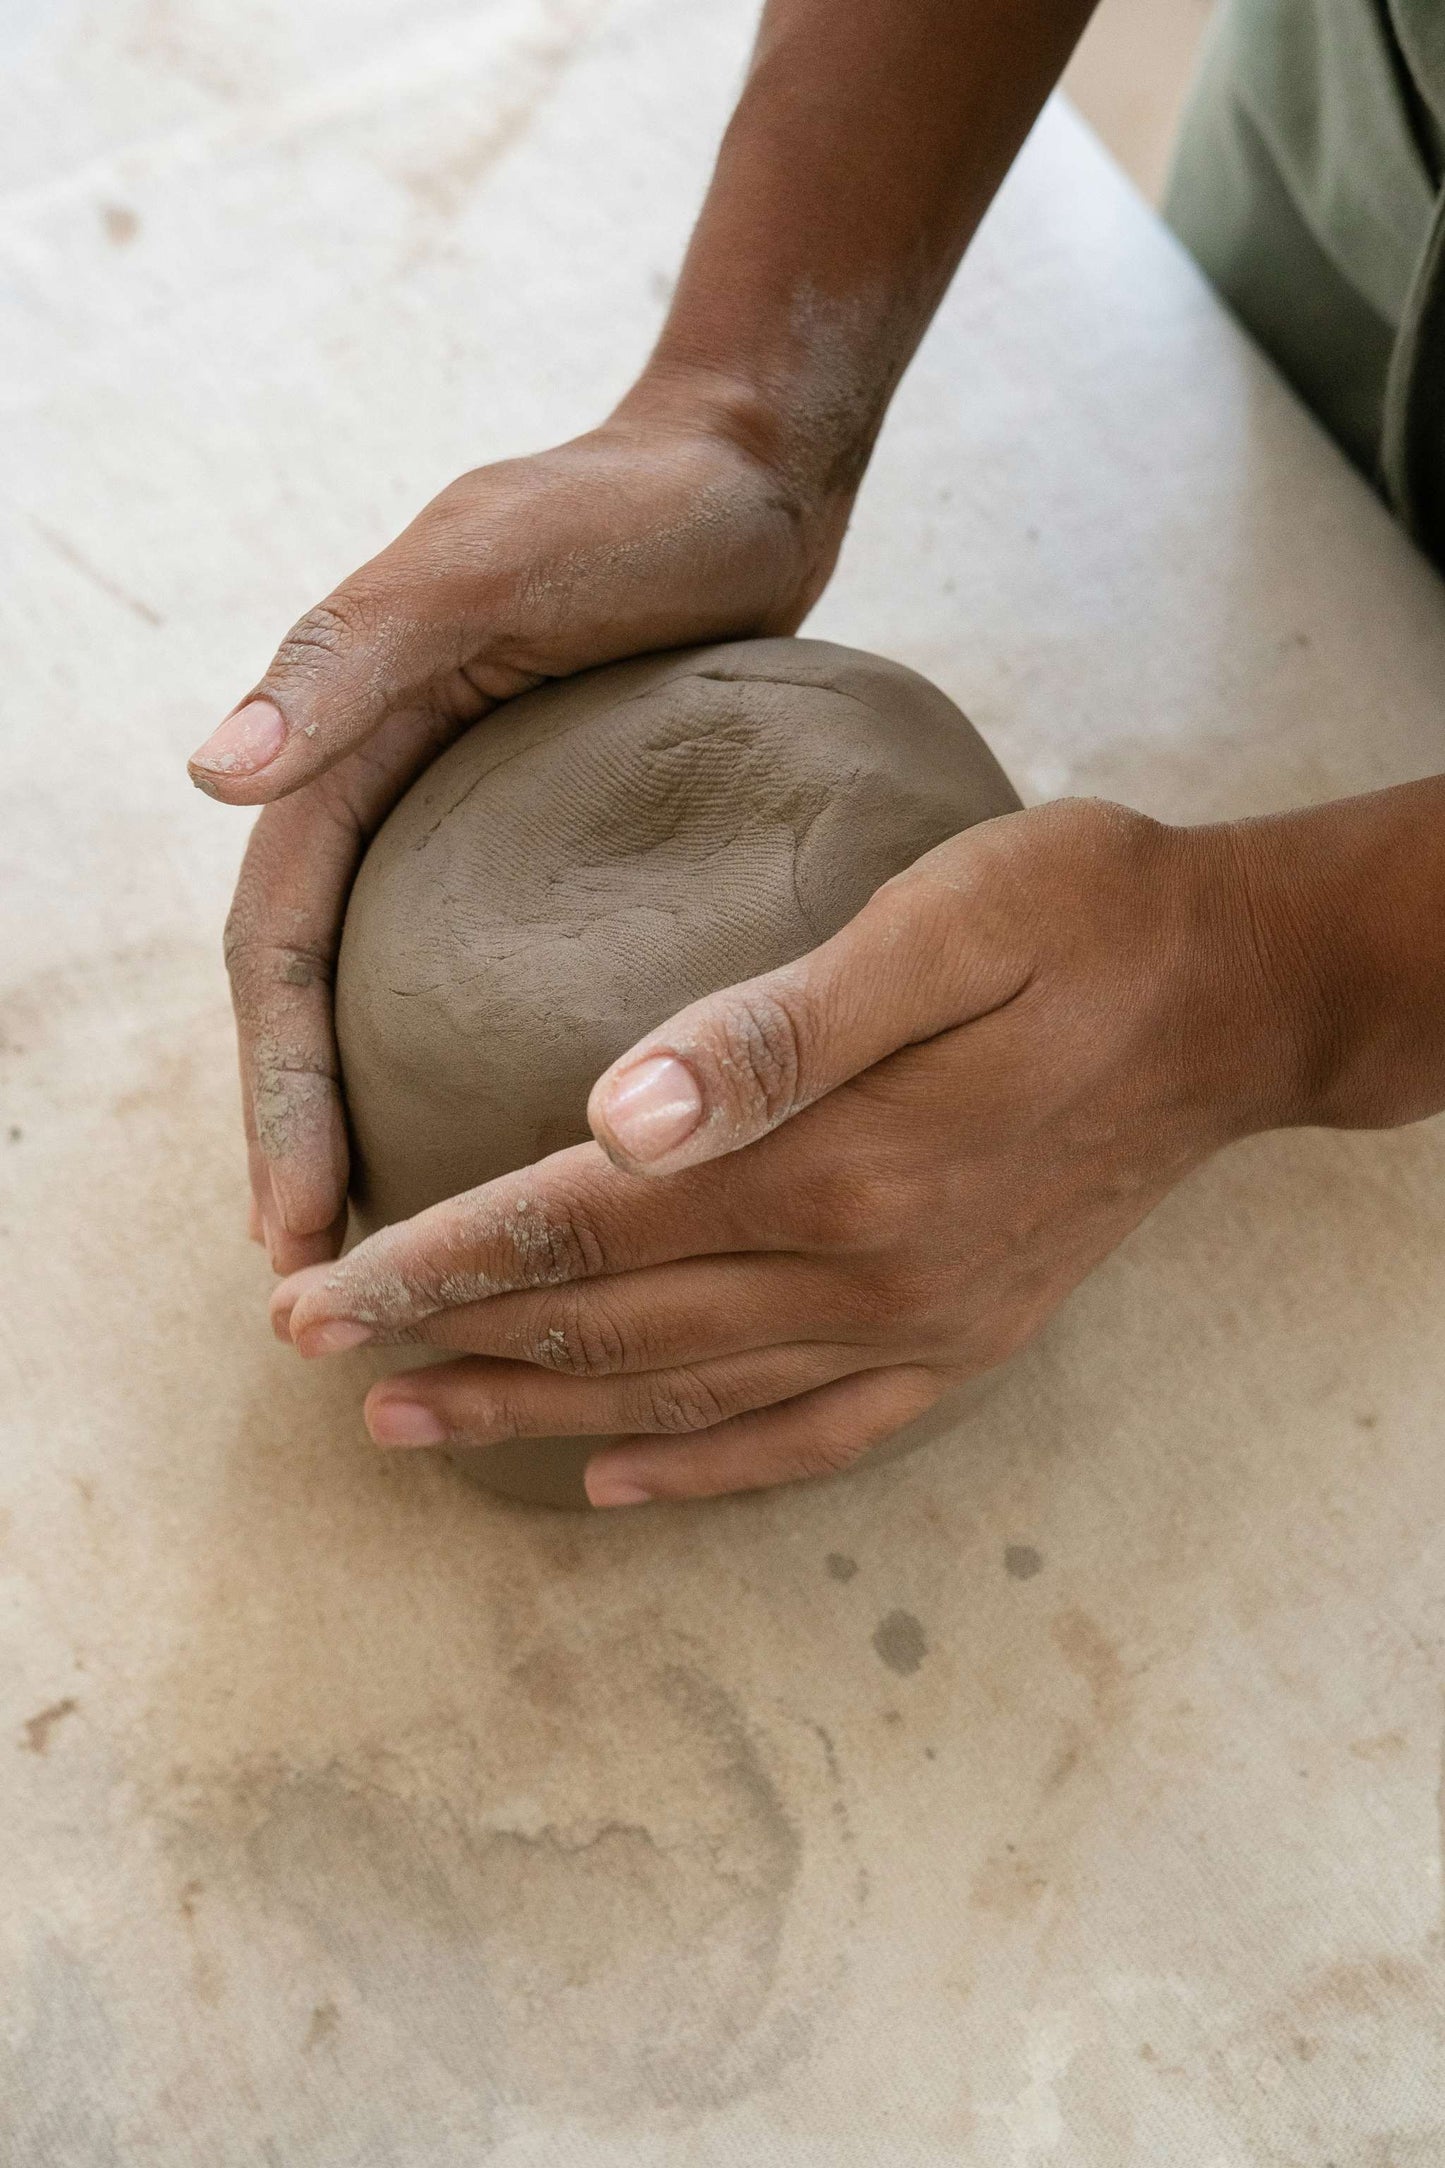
195,401,1301,1506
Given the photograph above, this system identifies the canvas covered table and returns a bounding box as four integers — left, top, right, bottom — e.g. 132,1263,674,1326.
4,4,1445,2160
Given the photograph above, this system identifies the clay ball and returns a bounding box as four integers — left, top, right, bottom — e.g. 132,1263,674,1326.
335,636,1021,1506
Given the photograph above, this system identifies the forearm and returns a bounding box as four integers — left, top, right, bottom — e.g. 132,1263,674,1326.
1233,776,1445,1133
622,0,1097,505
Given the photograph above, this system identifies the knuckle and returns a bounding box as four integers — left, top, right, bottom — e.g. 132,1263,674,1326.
224,925,333,1005
714,988,805,1128
853,1172,912,1244
474,1389,524,1442
223,932,336,1046
499,1193,608,1290
799,1167,896,1252
533,1292,629,1378
541,1206,605,1286
847,1269,922,1336
1032,796,1164,884
629,1369,729,1435
789,1426,870,1482
267,594,374,685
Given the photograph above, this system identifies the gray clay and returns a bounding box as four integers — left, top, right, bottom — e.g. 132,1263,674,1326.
335,637,1021,1507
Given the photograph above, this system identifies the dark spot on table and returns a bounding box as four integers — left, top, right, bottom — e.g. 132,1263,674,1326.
825,1552,858,1583
21,1698,79,1755
101,204,140,246
1004,1544,1043,1580
871,1610,927,1676
303,2001,339,2052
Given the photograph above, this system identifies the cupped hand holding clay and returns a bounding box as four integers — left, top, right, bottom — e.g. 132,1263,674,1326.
196,411,853,1275
274,636,1312,1508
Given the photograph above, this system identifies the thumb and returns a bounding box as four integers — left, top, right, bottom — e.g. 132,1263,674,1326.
587,847,1030,1176
187,509,530,806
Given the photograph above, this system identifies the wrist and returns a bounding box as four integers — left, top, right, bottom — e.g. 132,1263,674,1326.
614,356,858,592
1214,782,1445,1135
623,351,857,511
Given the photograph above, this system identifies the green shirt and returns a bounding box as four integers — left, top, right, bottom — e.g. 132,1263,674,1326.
1166,0,1445,566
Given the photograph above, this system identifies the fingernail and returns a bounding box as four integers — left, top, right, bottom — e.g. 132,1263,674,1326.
599,1055,702,1162
586,1470,652,1509
367,1399,448,1448
189,700,288,782
300,1319,373,1357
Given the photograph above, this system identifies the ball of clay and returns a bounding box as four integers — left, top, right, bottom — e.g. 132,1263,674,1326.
335,637,1020,1507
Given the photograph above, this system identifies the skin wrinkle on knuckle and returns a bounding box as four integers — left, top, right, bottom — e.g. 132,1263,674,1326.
791,1429,869,1482
473,1389,524,1442
380,1319,428,1349
542,1206,605,1286
268,596,372,682
706,985,805,1132
531,1290,629,1377
630,1369,730,1435
225,937,336,1011
531,1323,578,1372
796,1164,892,1253
849,1168,912,1246
481,1191,606,1291
849,1266,927,1337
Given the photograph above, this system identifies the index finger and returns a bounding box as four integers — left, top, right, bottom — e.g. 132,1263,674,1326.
280,1135,780,1349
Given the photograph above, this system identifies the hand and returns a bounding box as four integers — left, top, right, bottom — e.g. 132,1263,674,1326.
195,386,851,1273
271,799,1311,1504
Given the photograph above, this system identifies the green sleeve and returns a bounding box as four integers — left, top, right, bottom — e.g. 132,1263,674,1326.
1164,0,1442,533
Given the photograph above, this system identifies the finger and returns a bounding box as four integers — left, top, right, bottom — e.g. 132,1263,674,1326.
362,1342,871,1450
583,1364,944,1505
586,815,1034,1177
307,1251,873,1372
270,1262,332,1342
225,708,466,1266
240,1050,294,1266
225,794,354,1266
188,492,540,806
280,1138,781,1347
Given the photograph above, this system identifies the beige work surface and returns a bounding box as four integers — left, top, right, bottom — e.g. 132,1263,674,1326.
5,4,1445,2161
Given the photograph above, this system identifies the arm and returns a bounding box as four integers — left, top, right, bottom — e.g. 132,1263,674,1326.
196,0,1099,1273
634,0,1099,515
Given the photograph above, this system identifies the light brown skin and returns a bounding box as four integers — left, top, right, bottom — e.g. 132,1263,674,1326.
197,0,1445,1505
